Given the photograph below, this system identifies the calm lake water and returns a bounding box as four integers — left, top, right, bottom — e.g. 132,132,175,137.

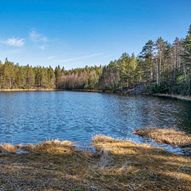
0,91,191,154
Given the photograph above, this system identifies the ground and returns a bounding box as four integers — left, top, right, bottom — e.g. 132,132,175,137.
0,137,191,191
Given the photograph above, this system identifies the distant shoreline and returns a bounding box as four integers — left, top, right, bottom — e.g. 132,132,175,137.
0,88,103,93
152,93,191,102
0,88,105,93
1,89,191,102
0,88,61,92
71,90,191,101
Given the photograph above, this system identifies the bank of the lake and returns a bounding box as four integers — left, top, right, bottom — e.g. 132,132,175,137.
0,88,104,93
1,88,191,102
0,88,61,92
152,93,191,102
0,136,191,191
61,89,191,101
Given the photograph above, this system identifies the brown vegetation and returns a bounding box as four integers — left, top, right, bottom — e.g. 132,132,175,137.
0,144,17,153
19,140,74,154
0,136,191,190
134,128,191,147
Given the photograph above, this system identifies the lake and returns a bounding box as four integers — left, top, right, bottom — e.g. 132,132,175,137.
0,91,191,154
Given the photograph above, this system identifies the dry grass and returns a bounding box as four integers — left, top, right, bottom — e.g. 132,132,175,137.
0,136,191,190
0,144,17,153
134,128,191,147
18,140,74,154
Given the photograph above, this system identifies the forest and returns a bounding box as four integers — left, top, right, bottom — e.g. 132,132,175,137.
0,24,191,95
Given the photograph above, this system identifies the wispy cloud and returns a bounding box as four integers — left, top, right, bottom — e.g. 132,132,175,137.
0,38,24,47
47,56,56,60
39,45,46,50
29,30,47,42
29,30,48,50
56,52,104,63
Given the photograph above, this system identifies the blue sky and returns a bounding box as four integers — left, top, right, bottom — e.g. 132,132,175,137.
0,0,191,69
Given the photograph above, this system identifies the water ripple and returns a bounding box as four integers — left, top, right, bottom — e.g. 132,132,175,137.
0,91,191,155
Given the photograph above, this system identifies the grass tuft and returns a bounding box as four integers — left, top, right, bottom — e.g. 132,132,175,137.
0,144,17,153
18,139,74,154
134,128,191,147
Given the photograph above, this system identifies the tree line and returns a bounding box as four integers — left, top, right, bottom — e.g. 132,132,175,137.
0,60,102,90
0,59,55,89
98,25,191,95
0,24,191,95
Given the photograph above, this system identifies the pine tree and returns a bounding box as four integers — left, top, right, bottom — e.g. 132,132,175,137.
55,65,62,88
139,40,155,82
182,25,191,93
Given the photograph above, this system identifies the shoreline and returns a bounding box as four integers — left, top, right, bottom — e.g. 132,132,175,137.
152,93,191,102
65,88,103,93
0,88,61,92
1,88,191,102
66,90,191,104
0,88,105,94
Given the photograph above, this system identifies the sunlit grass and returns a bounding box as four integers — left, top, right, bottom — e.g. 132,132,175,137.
0,136,191,190
134,128,191,147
